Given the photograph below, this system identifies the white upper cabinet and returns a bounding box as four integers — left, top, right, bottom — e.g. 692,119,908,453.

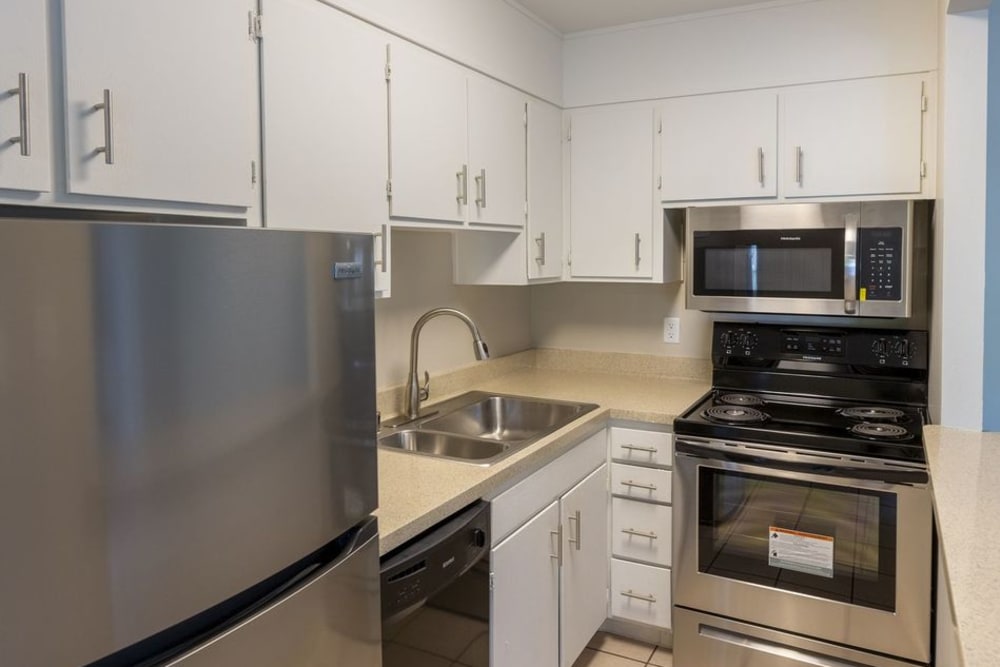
527,99,564,280
467,76,526,228
659,91,777,202
260,0,391,295
569,104,654,280
0,0,51,193
782,74,928,198
62,0,256,207
388,40,526,228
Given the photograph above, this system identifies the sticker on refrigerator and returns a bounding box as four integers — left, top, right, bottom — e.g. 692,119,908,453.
768,526,834,578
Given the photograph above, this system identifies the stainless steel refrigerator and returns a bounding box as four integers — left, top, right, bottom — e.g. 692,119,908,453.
0,217,381,667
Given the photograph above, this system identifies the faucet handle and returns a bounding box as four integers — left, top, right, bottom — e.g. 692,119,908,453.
419,370,431,402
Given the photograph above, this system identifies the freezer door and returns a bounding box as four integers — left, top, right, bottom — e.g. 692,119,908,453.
165,518,381,667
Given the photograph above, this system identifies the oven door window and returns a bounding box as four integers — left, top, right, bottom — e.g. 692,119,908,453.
698,468,896,612
692,228,844,299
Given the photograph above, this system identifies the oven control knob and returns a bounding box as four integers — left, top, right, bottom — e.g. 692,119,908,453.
872,338,890,360
472,528,486,548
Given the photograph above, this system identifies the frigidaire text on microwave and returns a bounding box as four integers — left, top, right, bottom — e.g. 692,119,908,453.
685,200,929,318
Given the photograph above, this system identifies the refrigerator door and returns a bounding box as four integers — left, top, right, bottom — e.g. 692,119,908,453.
164,518,381,667
0,220,377,666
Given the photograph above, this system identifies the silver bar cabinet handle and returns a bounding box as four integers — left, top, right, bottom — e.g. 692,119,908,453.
622,527,658,540
456,164,468,204
374,224,388,273
757,147,764,186
794,146,803,185
535,232,546,266
621,480,657,492
621,444,657,455
843,213,859,315
634,233,641,268
620,589,656,603
550,525,563,565
567,510,581,551
93,89,114,165
7,73,30,156
474,168,486,207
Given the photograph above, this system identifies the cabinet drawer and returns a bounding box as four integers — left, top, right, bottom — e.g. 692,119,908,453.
610,559,671,629
609,428,672,467
611,464,671,504
611,498,671,566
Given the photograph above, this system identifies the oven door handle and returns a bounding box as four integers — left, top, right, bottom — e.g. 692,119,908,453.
675,438,928,485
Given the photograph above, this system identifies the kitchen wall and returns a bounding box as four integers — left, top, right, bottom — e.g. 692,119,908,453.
375,231,532,390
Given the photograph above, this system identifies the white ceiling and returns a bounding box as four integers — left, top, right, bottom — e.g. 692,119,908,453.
513,0,777,34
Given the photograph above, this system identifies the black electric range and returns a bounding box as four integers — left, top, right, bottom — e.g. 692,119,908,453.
673,323,930,465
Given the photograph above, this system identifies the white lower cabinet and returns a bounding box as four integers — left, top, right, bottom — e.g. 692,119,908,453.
489,430,609,667
608,426,674,632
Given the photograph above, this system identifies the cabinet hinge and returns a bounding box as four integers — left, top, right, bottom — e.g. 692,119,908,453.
489,572,495,591
386,179,393,199
920,161,927,178
657,175,662,190
567,253,572,266
523,200,529,217
385,45,392,82
248,11,262,42
921,95,928,113
524,107,528,128
251,160,257,186
658,118,662,134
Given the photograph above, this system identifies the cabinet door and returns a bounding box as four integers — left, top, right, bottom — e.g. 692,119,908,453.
569,105,653,279
560,463,609,667
0,0,51,192
491,501,560,667
783,74,926,198
388,40,467,224
467,75,525,228
260,0,391,295
660,91,777,202
527,100,564,280
62,0,256,207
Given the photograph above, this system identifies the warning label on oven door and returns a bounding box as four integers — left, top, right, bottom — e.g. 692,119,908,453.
768,526,834,578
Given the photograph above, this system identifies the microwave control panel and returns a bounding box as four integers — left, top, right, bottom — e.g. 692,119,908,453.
857,227,903,301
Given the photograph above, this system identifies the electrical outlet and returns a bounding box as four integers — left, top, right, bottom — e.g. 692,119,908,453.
664,317,680,344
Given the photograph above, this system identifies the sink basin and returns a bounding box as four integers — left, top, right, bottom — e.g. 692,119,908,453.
378,391,598,465
420,394,593,442
378,429,508,462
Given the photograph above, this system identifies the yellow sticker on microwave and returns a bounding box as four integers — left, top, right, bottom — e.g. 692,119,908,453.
860,288,868,301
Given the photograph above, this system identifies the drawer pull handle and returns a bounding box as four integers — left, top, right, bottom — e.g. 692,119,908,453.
93,88,114,165
567,510,581,551
621,480,657,492
621,444,657,455
549,526,563,565
620,589,656,603
622,528,658,540
8,73,30,156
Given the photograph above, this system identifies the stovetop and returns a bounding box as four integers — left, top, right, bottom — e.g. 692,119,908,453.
673,323,931,465
674,389,927,463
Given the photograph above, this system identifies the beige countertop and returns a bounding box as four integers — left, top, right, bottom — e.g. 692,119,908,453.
924,426,1000,667
376,365,709,554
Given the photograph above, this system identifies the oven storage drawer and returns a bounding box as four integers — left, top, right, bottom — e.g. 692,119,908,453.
610,559,671,629
674,608,918,667
611,497,671,566
611,464,672,504
610,428,673,468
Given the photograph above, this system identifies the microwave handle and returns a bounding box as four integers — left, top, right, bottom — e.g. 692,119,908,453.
843,213,859,315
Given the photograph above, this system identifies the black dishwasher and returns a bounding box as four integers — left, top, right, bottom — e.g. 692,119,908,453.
380,500,491,667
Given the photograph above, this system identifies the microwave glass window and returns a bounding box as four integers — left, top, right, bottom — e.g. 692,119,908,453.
697,468,897,612
705,247,833,294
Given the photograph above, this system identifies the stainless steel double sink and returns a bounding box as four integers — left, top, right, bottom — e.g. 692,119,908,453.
378,391,598,465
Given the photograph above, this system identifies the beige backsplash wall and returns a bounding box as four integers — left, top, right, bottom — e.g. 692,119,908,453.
529,281,713,360
375,231,714,391
375,230,533,389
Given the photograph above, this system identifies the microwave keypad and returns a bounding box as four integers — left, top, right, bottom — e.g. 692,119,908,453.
858,228,902,301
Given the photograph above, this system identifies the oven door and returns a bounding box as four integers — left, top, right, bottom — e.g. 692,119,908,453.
673,440,932,664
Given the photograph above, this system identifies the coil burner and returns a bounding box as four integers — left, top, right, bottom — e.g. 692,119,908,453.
850,422,911,440
840,406,907,422
704,405,768,424
719,393,765,407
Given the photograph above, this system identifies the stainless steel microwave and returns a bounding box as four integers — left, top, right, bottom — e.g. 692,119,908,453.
686,201,928,318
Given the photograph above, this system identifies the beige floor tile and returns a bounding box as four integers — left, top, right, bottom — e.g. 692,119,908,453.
382,642,452,667
648,646,673,666
586,631,656,663
573,648,647,667
454,630,489,667
392,607,488,660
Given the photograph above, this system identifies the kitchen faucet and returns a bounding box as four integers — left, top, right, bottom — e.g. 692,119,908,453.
405,308,489,419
